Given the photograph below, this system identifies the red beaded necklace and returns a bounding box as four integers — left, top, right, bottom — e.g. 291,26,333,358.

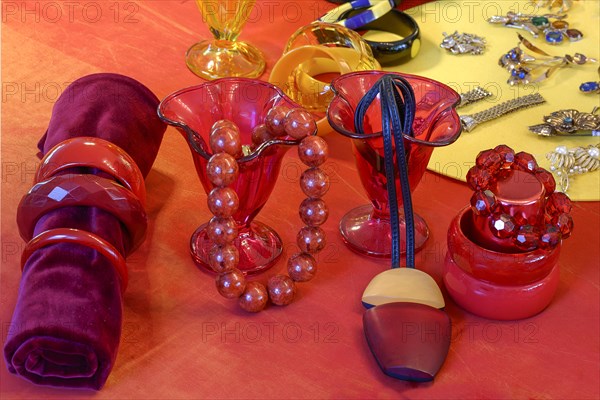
204,106,329,312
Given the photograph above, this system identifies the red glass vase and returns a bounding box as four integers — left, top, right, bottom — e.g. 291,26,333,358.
327,71,461,257
158,78,305,274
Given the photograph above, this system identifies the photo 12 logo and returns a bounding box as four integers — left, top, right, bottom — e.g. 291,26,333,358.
181,0,330,24
199,321,341,344
2,2,140,24
2,160,39,184
2,81,70,103
404,1,541,24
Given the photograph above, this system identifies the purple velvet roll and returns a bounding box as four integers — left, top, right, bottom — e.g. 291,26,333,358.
37,73,164,177
4,73,166,390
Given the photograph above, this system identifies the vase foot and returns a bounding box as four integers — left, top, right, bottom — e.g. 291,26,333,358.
185,40,266,80
190,220,282,275
339,204,429,258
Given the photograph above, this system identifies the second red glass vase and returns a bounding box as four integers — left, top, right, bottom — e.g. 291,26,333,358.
327,71,461,257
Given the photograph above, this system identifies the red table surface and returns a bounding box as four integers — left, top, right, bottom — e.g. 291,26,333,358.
1,1,599,398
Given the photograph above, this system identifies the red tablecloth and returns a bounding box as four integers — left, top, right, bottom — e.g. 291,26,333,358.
2,1,599,398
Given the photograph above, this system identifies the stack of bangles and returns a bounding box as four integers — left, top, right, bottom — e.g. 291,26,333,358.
16,137,148,293
269,0,420,134
319,0,421,66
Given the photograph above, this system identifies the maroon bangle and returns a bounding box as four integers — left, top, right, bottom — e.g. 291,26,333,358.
17,173,147,252
36,137,146,207
21,228,128,292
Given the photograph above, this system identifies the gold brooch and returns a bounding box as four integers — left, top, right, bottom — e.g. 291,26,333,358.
499,34,597,85
529,107,600,136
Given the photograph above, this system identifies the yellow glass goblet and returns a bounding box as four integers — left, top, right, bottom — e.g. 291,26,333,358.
186,0,266,80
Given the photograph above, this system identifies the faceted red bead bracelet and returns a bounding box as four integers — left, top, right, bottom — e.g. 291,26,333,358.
467,144,573,251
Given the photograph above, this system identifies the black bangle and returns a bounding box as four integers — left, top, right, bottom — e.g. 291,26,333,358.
327,0,402,5
343,9,421,66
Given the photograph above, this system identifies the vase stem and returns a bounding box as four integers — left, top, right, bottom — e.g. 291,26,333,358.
371,205,390,221
187,0,265,80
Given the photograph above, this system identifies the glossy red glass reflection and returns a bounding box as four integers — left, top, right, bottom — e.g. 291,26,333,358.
158,78,310,274
327,71,461,257
471,169,547,252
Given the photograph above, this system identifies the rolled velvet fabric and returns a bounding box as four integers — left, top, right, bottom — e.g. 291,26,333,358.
4,73,166,390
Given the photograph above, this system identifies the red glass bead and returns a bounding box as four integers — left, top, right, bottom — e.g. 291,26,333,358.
300,167,330,198
513,212,528,227
534,168,556,195
470,189,497,216
239,281,268,312
265,105,290,137
207,187,239,218
545,192,573,216
539,225,561,250
284,109,317,139
489,213,517,239
298,136,328,167
513,151,538,172
297,226,326,253
251,123,272,146
287,252,317,282
476,149,503,174
209,120,242,157
211,119,237,131
466,166,493,191
267,274,296,306
207,217,238,246
494,144,515,169
513,225,541,251
216,268,246,299
299,198,329,226
208,244,239,273
552,213,574,239
207,153,239,187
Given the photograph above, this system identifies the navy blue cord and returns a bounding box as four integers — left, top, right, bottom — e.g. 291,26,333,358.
355,75,416,269
380,92,401,267
354,81,400,266
385,77,416,267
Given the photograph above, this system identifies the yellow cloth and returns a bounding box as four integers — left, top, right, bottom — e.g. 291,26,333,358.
388,0,600,201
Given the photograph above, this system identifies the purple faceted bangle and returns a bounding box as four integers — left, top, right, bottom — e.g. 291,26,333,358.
16,173,147,252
